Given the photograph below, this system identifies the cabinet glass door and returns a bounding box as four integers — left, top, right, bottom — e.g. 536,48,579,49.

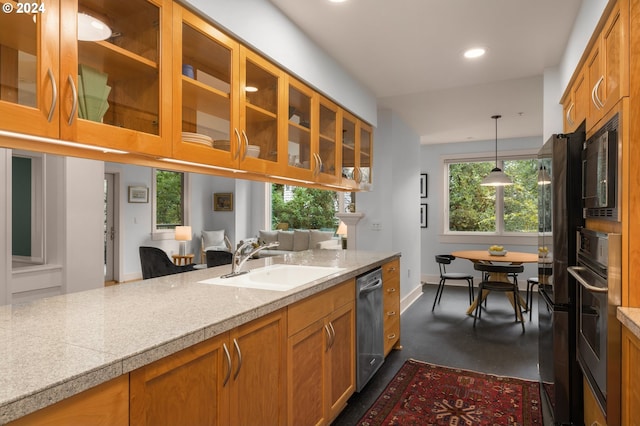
341,114,356,185
287,82,312,175
358,125,372,189
240,50,281,171
62,0,171,156
173,5,238,169
317,98,338,183
0,0,59,137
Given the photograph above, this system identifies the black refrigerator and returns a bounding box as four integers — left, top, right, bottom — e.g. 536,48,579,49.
537,123,585,425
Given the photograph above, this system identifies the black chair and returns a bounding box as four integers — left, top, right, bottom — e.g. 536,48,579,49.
206,250,233,268
432,255,475,311
525,277,539,320
472,263,525,332
139,246,195,280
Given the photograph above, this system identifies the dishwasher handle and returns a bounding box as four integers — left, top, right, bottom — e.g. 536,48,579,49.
359,278,382,295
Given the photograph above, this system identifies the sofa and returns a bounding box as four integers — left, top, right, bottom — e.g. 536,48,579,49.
251,229,340,257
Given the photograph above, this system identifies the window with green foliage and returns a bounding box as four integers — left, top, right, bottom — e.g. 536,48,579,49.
271,184,338,230
153,169,189,233
447,158,538,234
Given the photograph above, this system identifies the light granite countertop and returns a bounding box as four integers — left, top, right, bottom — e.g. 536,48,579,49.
617,306,640,339
0,249,400,424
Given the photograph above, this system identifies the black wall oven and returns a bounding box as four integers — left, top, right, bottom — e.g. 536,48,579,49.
568,228,621,426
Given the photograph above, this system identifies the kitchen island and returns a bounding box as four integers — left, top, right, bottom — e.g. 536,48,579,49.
0,249,400,424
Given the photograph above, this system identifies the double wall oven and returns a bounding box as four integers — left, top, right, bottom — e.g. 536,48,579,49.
568,228,621,425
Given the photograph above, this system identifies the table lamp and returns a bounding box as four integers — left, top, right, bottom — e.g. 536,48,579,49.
336,221,348,249
175,226,192,256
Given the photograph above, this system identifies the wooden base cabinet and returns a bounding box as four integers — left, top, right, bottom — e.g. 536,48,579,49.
622,325,640,425
287,279,355,426
8,374,129,426
130,309,287,426
382,259,401,355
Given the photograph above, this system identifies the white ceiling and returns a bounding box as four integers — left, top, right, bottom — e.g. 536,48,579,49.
268,0,583,144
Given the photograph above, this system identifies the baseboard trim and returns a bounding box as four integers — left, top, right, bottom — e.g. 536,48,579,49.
400,283,423,315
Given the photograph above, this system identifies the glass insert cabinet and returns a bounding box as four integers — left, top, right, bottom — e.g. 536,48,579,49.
0,0,372,190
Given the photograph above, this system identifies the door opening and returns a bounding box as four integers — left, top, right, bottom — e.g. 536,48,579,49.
104,173,116,284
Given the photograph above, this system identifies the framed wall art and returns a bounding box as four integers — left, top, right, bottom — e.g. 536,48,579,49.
420,204,428,228
128,186,148,203
213,192,233,211
420,173,428,198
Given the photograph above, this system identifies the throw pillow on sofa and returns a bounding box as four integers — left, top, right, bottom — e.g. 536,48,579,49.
309,230,334,248
259,230,278,245
277,230,294,251
293,230,310,251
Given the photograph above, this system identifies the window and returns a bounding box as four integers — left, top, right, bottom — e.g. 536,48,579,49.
271,184,338,230
446,157,538,235
152,169,190,238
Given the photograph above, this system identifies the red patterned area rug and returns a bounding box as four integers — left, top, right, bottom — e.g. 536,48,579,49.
357,359,542,426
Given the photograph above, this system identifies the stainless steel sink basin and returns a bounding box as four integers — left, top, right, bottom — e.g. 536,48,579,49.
198,264,345,291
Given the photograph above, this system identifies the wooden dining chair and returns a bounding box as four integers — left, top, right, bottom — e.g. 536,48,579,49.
472,263,525,332
432,255,475,311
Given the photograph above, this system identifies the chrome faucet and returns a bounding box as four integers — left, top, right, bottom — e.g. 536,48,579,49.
222,240,279,278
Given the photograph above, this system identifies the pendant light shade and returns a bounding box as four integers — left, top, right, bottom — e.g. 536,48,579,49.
481,115,513,186
537,165,551,185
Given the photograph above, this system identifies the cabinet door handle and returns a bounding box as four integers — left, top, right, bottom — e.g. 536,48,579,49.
46,68,57,123
387,333,397,340
240,130,249,161
591,76,604,110
233,338,242,380
67,75,77,126
222,343,231,387
233,128,241,160
324,324,332,351
328,321,336,348
387,266,397,273
566,103,574,126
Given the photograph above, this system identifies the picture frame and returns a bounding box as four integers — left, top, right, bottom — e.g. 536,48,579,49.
420,173,428,198
128,186,148,203
214,192,233,211
420,204,428,228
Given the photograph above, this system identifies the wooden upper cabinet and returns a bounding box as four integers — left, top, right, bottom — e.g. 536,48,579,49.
316,96,341,185
238,47,284,175
284,76,315,180
0,0,60,138
562,67,588,132
341,110,373,190
172,4,240,169
586,0,629,130
58,0,172,156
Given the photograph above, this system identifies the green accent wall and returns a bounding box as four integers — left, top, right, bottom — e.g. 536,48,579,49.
12,157,31,256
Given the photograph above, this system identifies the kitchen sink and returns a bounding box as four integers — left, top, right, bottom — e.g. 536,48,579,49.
198,264,345,291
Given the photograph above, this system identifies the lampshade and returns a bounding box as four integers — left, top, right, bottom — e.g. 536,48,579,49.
77,13,112,41
537,166,551,185
481,115,513,187
336,221,348,236
174,226,192,241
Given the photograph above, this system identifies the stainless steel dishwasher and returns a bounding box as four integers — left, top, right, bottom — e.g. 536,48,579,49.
356,267,384,391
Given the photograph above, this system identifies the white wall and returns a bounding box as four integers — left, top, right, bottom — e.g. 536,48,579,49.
419,136,543,286
183,0,377,126
357,108,422,305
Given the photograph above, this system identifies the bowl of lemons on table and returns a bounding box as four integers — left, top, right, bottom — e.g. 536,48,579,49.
488,245,506,256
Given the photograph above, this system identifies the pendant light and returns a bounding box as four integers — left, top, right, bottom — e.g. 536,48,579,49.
481,115,513,186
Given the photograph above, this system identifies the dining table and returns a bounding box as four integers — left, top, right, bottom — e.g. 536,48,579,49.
450,250,539,317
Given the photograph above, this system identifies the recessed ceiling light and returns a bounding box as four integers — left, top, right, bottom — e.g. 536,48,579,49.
328,0,348,3
463,48,486,59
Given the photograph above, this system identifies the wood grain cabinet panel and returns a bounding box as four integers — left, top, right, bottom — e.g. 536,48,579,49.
382,259,401,355
622,326,640,425
287,279,355,426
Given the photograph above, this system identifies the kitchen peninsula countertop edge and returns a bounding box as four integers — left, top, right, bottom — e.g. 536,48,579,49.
0,249,400,424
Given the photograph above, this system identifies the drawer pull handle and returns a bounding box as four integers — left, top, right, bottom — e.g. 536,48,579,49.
387,311,396,316
387,288,396,293
387,333,396,340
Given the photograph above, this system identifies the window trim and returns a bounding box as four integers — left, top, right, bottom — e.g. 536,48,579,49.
440,149,538,245
151,169,191,240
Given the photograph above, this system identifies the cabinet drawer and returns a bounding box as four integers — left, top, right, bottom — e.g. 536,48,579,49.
384,316,400,355
382,258,400,282
288,279,354,336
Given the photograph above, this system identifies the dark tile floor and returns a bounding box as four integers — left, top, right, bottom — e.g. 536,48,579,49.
332,283,547,425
